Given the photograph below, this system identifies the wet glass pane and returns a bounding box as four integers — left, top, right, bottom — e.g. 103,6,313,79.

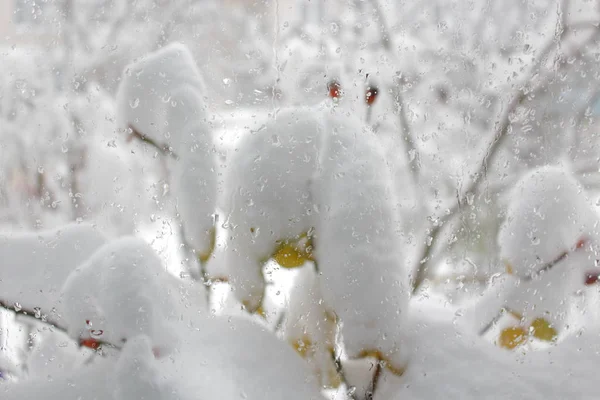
1,1,599,399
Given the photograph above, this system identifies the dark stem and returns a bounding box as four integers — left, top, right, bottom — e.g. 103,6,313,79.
329,348,357,400
479,238,587,335
0,300,115,353
128,124,179,160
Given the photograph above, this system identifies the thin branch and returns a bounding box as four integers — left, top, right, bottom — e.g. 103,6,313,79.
477,307,521,336
569,88,600,158
0,300,115,353
0,300,64,331
478,239,587,336
367,0,393,52
368,0,422,187
391,87,420,184
366,361,382,400
329,349,357,400
128,124,179,160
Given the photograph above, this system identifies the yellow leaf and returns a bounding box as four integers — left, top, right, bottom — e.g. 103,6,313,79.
530,318,558,342
197,228,217,264
498,326,528,350
290,337,314,358
272,233,314,268
357,349,405,376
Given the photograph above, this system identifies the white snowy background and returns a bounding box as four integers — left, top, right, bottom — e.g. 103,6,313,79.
2,0,600,399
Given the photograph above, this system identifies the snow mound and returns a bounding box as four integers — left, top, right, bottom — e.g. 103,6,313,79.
26,330,89,380
283,264,339,388
117,42,217,261
219,102,409,372
376,300,600,400
219,106,323,311
0,356,115,400
60,236,206,355
315,108,410,370
497,165,600,330
113,335,179,400
0,223,107,319
116,42,207,151
167,316,326,400
499,165,599,277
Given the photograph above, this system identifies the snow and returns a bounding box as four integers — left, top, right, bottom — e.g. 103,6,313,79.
499,165,600,277
60,236,206,356
497,165,600,330
215,99,410,373
0,223,107,319
70,87,149,237
5,2,600,398
278,36,343,106
116,43,207,154
25,330,90,380
162,316,325,400
373,297,600,400
55,232,326,400
1,356,115,400
283,264,339,388
314,108,410,371
216,105,323,311
457,273,518,334
9,292,600,400
112,335,179,400
117,42,217,261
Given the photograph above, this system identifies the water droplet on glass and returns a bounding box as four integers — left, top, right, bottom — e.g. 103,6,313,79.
466,192,474,206
129,98,140,109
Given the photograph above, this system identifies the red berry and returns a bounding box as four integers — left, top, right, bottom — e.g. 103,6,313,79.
365,86,379,106
80,338,101,350
585,271,600,285
328,81,341,99
576,238,587,249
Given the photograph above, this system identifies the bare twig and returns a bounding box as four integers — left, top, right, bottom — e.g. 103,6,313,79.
128,124,179,159
178,224,213,308
478,239,587,336
368,0,422,188
329,349,357,400
0,300,115,353
366,362,383,400
477,307,522,336
391,87,420,184
569,88,600,159
0,301,64,331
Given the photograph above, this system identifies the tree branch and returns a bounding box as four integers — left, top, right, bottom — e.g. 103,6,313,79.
0,300,115,353
368,0,422,187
